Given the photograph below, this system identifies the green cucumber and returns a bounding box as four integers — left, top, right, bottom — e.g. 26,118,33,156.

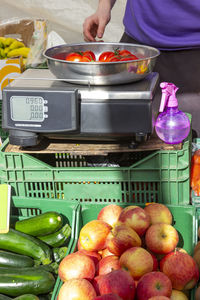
53,247,68,263
0,250,34,268
31,262,59,274
15,212,63,236
0,228,52,265
37,223,71,247
0,267,55,297
0,295,12,300
14,295,39,300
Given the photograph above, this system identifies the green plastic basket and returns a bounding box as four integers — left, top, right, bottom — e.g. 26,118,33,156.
10,196,79,300
0,128,191,205
51,204,81,300
53,202,197,300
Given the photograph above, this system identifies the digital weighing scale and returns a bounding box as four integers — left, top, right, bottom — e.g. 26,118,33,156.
2,69,159,147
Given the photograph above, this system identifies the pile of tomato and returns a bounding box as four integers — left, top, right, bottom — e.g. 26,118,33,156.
64,49,138,62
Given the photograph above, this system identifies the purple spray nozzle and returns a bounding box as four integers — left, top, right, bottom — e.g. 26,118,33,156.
159,82,179,112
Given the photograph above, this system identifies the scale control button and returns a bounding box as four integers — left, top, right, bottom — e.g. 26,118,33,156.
44,106,48,112
44,114,48,118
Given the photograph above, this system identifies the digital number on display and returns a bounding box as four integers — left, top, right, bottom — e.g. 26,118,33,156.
10,96,45,122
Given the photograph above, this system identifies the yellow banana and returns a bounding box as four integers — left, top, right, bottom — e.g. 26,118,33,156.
0,37,6,47
4,47,10,55
3,37,16,47
0,48,6,58
7,47,30,58
9,40,25,50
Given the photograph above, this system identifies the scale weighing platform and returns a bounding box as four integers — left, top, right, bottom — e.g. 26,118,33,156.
2,69,159,147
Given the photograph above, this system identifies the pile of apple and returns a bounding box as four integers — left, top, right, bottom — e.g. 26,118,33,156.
57,203,199,300
193,225,200,299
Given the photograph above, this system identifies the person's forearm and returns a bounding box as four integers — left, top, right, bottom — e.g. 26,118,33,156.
98,0,117,11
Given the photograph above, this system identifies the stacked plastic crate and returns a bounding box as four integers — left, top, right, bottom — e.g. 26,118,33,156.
0,114,198,299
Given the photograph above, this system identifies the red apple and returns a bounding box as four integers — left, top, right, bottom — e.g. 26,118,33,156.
106,223,141,256
101,248,115,258
145,223,179,254
119,246,154,280
195,284,200,300
193,248,200,271
171,289,189,299
194,241,200,254
118,206,150,236
58,278,96,300
136,271,172,300
58,251,95,281
77,238,84,250
97,204,123,227
150,252,159,271
94,293,123,300
148,297,170,300
97,255,120,275
93,269,136,300
79,220,111,251
78,249,101,266
144,203,172,225
160,251,199,290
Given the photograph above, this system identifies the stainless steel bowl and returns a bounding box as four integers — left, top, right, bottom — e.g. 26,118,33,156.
43,42,160,85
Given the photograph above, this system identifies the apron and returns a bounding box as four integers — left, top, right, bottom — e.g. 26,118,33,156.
120,32,200,137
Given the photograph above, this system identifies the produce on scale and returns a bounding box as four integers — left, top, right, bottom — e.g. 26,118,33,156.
57,203,198,300
0,37,30,59
54,48,139,62
0,210,71,298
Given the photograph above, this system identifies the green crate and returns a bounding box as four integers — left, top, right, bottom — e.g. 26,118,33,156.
0,101,8,142
9,196,79,300
53,202,197,300
51,204,81,300
0,127,191,205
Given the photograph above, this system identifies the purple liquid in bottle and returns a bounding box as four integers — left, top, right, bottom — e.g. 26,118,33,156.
155,83,190,144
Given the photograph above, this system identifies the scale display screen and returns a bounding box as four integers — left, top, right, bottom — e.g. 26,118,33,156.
10,96,45,122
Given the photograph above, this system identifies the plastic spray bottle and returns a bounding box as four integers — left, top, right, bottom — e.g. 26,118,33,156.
155,82,190,144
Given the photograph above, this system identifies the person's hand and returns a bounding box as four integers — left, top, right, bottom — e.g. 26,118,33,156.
83,4,112,42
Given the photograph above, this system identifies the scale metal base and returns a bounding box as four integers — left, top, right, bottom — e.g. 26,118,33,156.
2,69,160,147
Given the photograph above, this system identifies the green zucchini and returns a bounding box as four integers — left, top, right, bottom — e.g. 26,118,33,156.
15,211,63,236
31,262,59,274
37,223,71,247
53,247,68,263
0,267,55,297
0,250,34,268
0,228,52,265
0,295,12,300
14,295,39,300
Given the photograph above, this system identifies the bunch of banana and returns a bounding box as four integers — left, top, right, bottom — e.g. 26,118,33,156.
0,37,30,59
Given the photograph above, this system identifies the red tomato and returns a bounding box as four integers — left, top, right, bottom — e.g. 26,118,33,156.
98,51,115,62
83,50,96,61
81,56,91,62
65,52,83,62
120,54,138,61
109,55,121,62
118,49,133,57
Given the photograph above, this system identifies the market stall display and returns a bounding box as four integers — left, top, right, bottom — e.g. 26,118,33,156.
0,13,199,300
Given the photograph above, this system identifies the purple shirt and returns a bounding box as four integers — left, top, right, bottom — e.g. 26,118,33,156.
123,0,200,50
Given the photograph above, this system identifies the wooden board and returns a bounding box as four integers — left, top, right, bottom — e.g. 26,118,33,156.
5,136,182,156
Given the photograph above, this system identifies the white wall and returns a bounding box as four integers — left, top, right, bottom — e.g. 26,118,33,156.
1,0,126,43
